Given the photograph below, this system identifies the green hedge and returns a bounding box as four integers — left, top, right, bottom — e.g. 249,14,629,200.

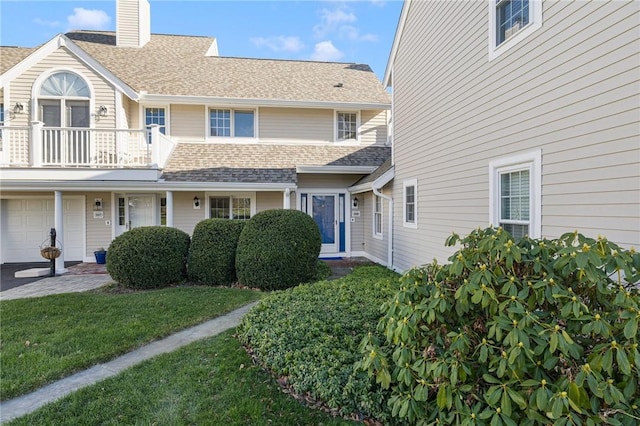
187,219,245,286
237,266,401,422
235,209,321,290
106,226,190,289
359,228,640,425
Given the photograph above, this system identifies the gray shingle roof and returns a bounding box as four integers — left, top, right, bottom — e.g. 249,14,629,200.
45,31,389,104
352,157,393,186
0,46,36,74
162,143,391,183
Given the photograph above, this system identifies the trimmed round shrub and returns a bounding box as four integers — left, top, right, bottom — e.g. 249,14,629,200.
236,209,321,290
187,219,245,285
359,227,639,425
106,226,190,289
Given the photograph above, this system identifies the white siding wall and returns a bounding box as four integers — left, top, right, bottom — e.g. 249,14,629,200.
361,191,389,264
85,192,112,257
391,0,640,271
171,104,206,141
256,192,283,212
361,110,388,146
172,192,206,235
259,107,333,142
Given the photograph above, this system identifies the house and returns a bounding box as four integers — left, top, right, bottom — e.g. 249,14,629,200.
353,0,640,271
0,0,391,272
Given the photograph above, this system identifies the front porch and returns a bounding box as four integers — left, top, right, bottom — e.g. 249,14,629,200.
0,124,174,168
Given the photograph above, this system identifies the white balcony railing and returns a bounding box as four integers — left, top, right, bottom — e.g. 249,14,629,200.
0,123,174,168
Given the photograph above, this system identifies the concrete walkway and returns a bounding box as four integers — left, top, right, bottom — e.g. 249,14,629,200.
0,274,113,300
0,301,258,423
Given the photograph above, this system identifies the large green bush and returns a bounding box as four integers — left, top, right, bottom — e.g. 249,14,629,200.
236,209,321,290
359,227,640,425
237,266,401,422
106,226,190,289
188,219,245,285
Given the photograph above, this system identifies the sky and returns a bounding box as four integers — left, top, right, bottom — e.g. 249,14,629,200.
0,0,403,81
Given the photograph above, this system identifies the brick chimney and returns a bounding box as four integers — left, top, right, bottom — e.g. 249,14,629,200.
116,0,150,48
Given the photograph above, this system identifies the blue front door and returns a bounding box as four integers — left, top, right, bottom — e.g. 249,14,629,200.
311,195,337,254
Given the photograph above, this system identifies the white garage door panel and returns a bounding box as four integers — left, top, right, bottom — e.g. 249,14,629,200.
2,198,84,263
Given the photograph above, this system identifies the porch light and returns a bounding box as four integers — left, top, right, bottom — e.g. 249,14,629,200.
97,105,108,117
13,102,24,114
352,197,359,208
193,196,200,209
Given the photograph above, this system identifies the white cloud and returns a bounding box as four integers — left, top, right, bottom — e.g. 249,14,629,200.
34,18,62,29
340,25,378,42
67,8,111,30
250,36,305,53
313,6,378,43
313,8,356,38
311,41,344,62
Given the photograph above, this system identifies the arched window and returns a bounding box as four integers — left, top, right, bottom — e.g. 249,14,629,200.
40,72,90,97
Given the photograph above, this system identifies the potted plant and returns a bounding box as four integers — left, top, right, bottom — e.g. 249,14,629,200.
94,247,107,264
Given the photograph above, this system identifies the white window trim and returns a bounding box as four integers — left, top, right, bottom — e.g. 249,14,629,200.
489,150,542,238
334,110,360,144
206,107,257,140
141,105,170,135
403,178,418,229
373,192,383,240
204,192,257,219
488,0,543,61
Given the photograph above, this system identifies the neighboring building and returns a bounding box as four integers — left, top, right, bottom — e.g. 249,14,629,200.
0,0,391,270
355,0,640,271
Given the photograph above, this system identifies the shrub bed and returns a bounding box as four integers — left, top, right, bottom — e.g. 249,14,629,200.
106,226,190,289
359,228,640,425
236,209,321,290
237,266,401,422
188,219,245,285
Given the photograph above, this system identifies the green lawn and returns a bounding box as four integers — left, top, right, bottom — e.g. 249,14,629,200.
7,330,355,426
0,286,262,400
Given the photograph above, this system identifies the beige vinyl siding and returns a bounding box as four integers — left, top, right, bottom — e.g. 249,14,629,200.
9,48,116,128
361,191,388,264
259,107,333,142
256,191,283,212
170,104,205,141
85,192,112,257
350,194,365,253
391,0,640,271
360,110,388,146
297,174,363,189
172,192,206,235
127,98,140,129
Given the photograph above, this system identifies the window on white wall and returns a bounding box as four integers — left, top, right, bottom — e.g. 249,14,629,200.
373,194,383,239
209,195,253,219
403,178,417,228
489,0,542,60
209,109,255,138
336,111,358,141
490,150,541,238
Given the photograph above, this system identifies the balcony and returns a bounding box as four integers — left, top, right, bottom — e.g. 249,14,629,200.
0,123,175,169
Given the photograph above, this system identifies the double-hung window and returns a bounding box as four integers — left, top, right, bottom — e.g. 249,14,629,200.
373,194,383,239
403,178,418,228
209,196,252,220
209,109,255,138
145,107,166,142
336,111,358,141
0,103,4,140
489,0,542,60
490,150,541,239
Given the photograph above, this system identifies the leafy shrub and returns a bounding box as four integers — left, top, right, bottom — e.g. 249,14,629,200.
236,209,321,290
237,266,401,422
188,219,245,285
359,227,640,425
107,226,190,289
314,259,332,281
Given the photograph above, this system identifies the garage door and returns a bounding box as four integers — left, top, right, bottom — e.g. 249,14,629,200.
2,198,84,263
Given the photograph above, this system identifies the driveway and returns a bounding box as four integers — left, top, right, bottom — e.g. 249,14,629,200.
1,262,80,292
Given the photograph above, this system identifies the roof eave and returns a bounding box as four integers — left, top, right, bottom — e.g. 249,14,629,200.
296,165,377,174
1,180,296,191
140,93,390,110
384,0,412,88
